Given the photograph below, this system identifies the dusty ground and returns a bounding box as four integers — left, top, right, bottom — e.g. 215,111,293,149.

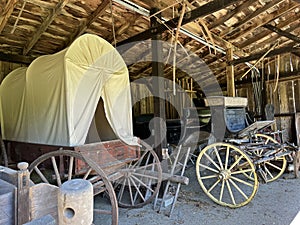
102,167,300,225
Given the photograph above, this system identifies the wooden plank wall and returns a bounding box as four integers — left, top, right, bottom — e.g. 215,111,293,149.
237,54,300,143
0,61,23,83
266,80,297,142
131,78,196,119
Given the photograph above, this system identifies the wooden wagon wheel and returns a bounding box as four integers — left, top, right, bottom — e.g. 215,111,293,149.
196,142,258,208
113,140,162,208
28,150,118,225
250,134,287,183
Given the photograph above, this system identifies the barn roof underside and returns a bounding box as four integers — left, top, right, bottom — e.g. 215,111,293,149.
0,0,299,92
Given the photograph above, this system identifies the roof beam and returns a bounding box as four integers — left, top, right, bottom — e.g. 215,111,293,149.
221,0,284,37
117,0,241,48
0,0,18,33
23,0,70,55
230,44,300,65
0,52,34,64
248,22,299,52
67,0,110,45
238,13,300,49
263,24,300,43
208,0,257,30
236,69,300,85
227,1,298,41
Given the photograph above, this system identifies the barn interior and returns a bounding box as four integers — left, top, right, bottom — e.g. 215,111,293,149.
0,0,300,224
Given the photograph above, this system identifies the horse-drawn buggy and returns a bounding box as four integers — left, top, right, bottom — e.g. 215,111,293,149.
194,96,299,208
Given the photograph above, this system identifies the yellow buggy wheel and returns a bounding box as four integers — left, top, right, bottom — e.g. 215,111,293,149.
252,134,287,183
196,142,258,208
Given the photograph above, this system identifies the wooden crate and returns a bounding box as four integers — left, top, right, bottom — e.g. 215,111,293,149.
0,179,16,225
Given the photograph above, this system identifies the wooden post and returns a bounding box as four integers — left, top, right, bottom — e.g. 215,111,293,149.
226,46,235,97
17,162,30,225
150,8,167,160
151,8,168,198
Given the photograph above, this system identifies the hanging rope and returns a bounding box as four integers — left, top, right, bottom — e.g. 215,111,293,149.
290,53,294,72
273,55,280,93
153,15,189,58
172,2,186,96
165,6,176,65
109,0,117,47
198,18,216,55
149,1,181,18
241,42,279,79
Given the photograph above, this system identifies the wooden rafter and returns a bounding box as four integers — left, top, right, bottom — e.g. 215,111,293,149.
221,0,284,37
183,3,248,58
230,44,300,65
227,1,299,41
263,24,300,43
67,0,110,45
208,0,257,30
0,0,17,33
23,0,70,55
243,17,299,49
0,52,35,64
117,0,241,48
235,69,300,85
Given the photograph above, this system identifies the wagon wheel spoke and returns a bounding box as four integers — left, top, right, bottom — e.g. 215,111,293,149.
67,156,74,180
132,171,158,181
198,163,220,173
84,168,93,180
265,160,283,171
203,151,221,170
33,166,49,184
196,143,258,208
131,173,156,193
28,150,118,225
231,168,253,175
207,179,221,193
226,180,236,205
51,156,62,186
224,146,230,170
129,176,146,203
116,177,127,201
230,175,254,187
253,134,287,183
200,174,218,180
115,141,162,208
228,179,248,200
228,155,243,171
219,180,225,202
126,177,135,206
213,146,224,170
263,164,274,179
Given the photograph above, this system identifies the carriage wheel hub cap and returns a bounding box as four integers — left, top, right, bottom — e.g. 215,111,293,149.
219,170,231,180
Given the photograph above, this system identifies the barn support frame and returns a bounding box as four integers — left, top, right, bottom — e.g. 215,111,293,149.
150,8,167,160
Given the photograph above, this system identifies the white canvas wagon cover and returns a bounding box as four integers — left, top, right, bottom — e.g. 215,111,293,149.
0,34,138,146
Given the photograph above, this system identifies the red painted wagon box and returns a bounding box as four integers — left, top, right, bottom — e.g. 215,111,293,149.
74,139,140,174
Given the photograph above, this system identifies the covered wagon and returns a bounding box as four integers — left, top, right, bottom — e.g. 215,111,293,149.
0,34,164,225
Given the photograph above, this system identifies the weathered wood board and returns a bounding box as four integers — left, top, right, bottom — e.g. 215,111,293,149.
0,179,16,225
29,183,59,222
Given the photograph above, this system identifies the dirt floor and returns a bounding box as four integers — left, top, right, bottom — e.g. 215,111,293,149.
96,166,300,225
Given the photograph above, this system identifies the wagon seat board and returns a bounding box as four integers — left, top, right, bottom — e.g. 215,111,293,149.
0,34,139,148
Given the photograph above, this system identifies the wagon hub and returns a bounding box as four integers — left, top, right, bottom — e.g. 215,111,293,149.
218,170,231,181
